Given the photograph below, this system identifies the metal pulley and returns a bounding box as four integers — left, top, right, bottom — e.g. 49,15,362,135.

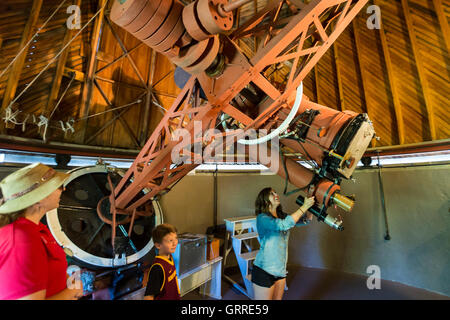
111,0,188,55
183,0,235,41
183,36,221,74
110,0,148,28
171,35,221,75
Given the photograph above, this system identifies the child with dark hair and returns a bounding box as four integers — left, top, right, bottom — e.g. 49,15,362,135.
144,223,180,300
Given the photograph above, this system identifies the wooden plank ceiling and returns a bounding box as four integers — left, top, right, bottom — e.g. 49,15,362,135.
0,0,448,154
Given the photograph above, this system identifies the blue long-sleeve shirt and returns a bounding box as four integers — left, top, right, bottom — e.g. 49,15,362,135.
254,213,310,277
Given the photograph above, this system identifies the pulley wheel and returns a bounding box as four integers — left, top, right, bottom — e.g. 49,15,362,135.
184,35,220,74
163,46,180,59
170,38,210,68
133,0,173,41
177,30,193,48
110,0,147,27
152,16,185,53
124,0,163,34
182,1,211,41
197,0,233,35
143,0,183,47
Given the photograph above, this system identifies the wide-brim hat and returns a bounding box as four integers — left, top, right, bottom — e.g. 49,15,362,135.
0,163,70,214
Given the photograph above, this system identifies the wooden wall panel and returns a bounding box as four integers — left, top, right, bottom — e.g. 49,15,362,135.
378,0,430,144
315,47,340,111
335,27,365,115
408,0,450,141
353,10,398,146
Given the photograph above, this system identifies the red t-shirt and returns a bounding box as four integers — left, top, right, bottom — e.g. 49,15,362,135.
0,217,68,300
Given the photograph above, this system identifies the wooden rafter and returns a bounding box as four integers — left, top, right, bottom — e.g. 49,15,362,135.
104,16,148,89
432,0,450,55
93,78,140,148
96,42,144,74
108,28,128,146
374,0,405,145
352,18,378,147
332,42,344,111
314,65,321,104
46,0,82,117
400,0,436,141
141,49,157,146
0,0,43,132
78,0,107,143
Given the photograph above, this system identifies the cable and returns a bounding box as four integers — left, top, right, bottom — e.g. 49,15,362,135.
49,72,76,120
75,94,145,122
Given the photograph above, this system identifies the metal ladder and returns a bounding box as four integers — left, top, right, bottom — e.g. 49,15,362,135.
223,216,260,299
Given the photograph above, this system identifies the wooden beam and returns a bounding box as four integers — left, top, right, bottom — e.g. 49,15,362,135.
374,0,405,145
332,42,344,111
77,0,107,143
93,79,140,148
432,0,450,55
95,76,146,91
96,42,144,74
314,65,321,104
104,16,148,89
141,50,157,146
64,67,85,82
352,18,378,147
400,0,436,140
1,0,43,132
0,37,3,70
108,29,128,146
85,105,131,145
46,0,82,117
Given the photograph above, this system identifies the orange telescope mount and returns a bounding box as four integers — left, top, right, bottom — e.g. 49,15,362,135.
102,0,375,246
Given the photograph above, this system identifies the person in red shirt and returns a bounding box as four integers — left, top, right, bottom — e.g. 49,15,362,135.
0,163,83,300
144,223,180,300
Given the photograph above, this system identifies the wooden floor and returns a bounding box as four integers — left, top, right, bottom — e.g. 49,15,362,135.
182,265,449,300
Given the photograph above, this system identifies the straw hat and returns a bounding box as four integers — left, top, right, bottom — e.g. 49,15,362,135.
0,163,70,214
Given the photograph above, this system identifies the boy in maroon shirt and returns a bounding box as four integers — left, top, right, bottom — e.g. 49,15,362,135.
144,223,180,300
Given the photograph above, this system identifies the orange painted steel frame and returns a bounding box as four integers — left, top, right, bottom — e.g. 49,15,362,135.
107,0,370,226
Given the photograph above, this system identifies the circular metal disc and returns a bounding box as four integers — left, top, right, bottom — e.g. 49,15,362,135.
177,30,193,48
184,35,220,74
132,0,173,41
163,46,180,59
124,0,163,34
197,0,233,35
143,0,183,47
182,1,211,41
170,38,210,67
110,0,147,27
152,16,185,52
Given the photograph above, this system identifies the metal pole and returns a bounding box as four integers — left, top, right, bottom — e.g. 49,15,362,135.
377,151,391,240
219,0,253,16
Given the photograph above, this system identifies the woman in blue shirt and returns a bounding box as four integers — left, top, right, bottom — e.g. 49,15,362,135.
252,187,315,300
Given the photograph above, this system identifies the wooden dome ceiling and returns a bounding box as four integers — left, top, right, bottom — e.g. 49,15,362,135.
0,0,448,157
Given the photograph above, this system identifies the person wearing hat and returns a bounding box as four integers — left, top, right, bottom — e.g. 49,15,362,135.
0,163,83,300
